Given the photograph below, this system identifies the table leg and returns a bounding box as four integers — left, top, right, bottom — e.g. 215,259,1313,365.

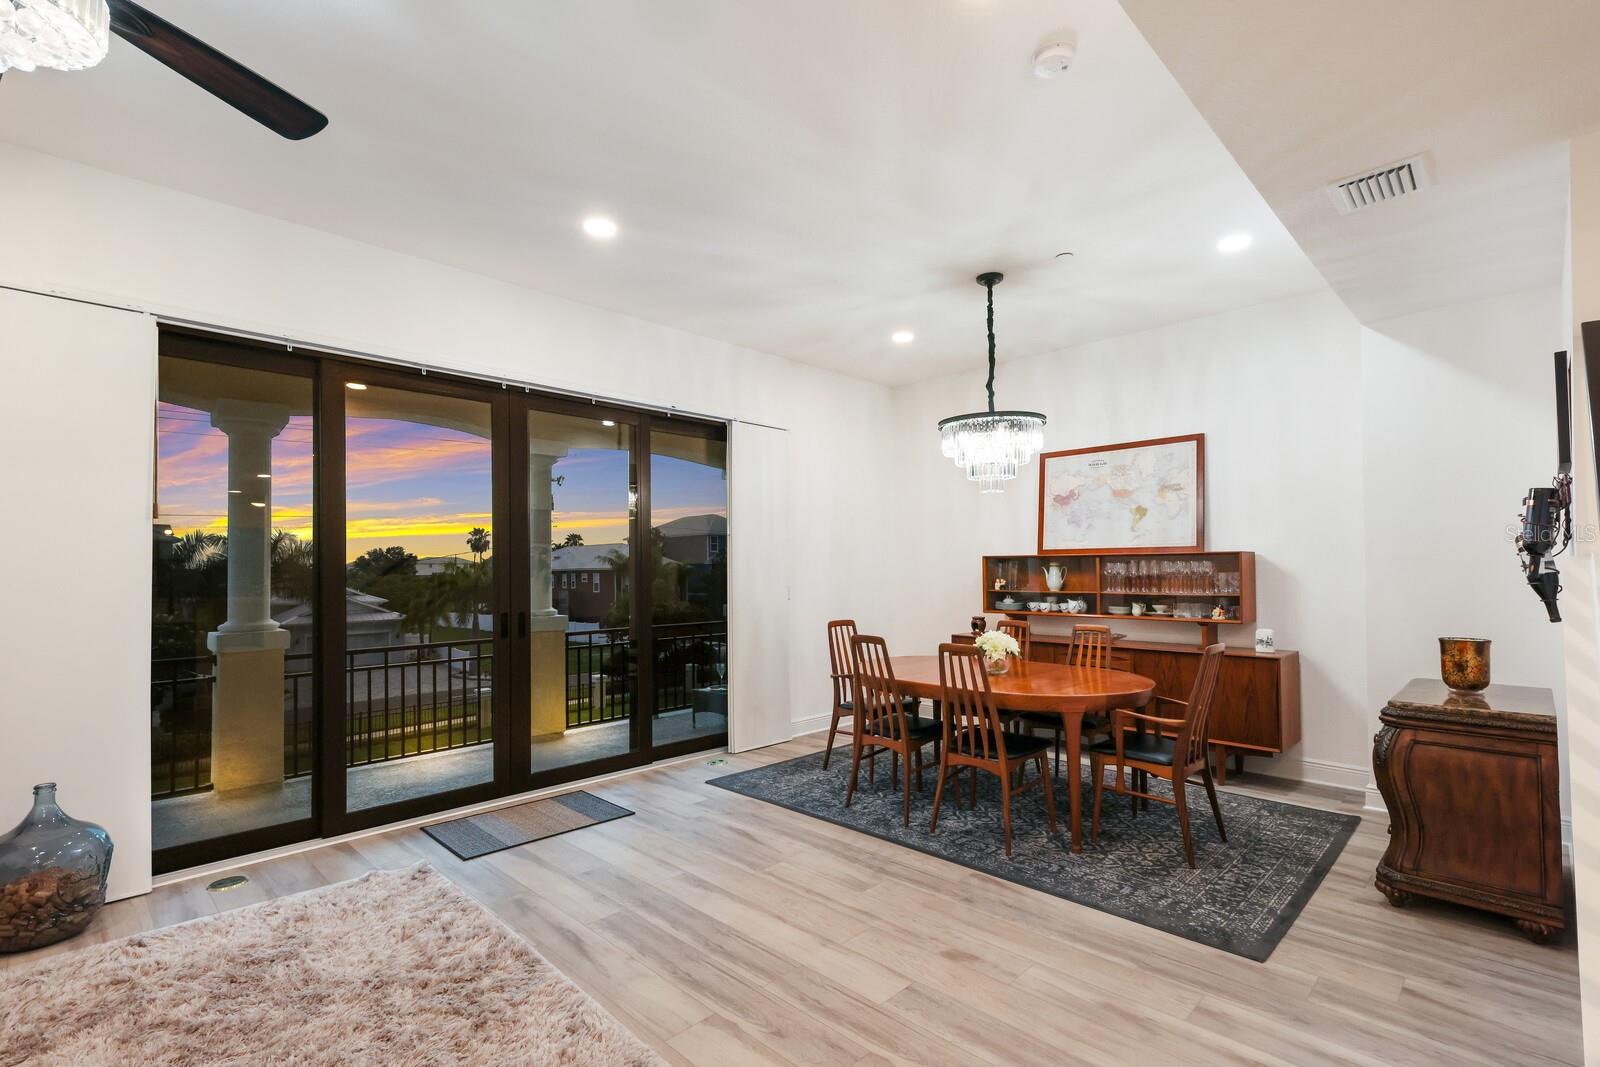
1066,717,1083,852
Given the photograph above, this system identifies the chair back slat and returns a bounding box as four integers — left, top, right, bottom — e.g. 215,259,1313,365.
1069,624,1111,669
1177,642,1227,768
827,619,857,708
938,643,1005,763
851,634,908,743
997,617,1031,661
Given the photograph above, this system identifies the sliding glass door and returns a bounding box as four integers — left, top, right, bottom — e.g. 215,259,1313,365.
520,402,642,782
151,328,729,871
647,426,729,755
320,367,512,834
151,339,320,872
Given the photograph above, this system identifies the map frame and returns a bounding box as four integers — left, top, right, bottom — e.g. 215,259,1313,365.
1035,433,1206,555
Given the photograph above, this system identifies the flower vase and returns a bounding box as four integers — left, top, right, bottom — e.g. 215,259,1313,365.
0,784,113,953
985,655,1010,676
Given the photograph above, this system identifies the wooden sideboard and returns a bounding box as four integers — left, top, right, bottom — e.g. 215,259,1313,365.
952,631,1300,781
1372,679,1564,943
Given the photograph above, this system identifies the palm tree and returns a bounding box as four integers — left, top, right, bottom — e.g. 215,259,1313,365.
466,527,491,562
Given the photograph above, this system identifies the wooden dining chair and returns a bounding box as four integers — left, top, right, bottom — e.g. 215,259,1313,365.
997,616,1031,660
846,634,942,826
824,619,858,769
930,643,1056,856
1089,642,1227,867
825,619,919,772
1011,623,1113,777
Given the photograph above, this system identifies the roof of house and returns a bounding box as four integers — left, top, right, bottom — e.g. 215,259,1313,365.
274,589,402,627
657,513,726,537
551,543,626,571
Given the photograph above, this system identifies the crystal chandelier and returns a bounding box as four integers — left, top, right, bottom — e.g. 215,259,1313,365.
0,0,109,73
938,272,1046,493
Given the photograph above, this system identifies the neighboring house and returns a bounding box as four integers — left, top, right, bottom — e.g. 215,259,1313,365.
275,588,404,665
552,543,627,624
657,513,726,565
414,555,466,576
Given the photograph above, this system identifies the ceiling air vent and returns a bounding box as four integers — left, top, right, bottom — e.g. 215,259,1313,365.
1327,155,1433,215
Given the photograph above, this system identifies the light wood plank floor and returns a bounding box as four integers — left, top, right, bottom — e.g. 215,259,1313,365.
8,735,1582,1066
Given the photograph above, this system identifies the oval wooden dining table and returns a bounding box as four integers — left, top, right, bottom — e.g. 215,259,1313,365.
888,656,1157,851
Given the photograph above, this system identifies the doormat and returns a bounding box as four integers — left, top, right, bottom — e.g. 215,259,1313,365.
423,791,633,860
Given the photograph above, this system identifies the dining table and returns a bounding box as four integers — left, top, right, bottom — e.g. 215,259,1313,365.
888,655,1157,851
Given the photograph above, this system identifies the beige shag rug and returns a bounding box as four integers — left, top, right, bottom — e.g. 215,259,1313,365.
0,864,664,1067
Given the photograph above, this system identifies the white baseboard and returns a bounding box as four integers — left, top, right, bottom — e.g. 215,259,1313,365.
790,713,832,737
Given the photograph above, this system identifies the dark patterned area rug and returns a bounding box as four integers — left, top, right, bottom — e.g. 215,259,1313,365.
708,750,1358,961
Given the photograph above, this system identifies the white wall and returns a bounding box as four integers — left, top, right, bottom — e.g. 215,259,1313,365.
887,290,1373,786
1360,287,1571,813
1,290,155,901
1562,128,1600,1066
0,142,898,885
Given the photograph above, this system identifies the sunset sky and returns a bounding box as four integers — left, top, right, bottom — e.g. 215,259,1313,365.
156,402,726,562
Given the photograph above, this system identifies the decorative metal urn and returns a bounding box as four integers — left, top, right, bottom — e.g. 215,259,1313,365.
0,783,113,953
1439,637,1492,693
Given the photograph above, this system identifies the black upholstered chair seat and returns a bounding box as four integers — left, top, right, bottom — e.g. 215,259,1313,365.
1088,731,1176,766
950,731,1050,760
839,696,920,714
864,714,942,741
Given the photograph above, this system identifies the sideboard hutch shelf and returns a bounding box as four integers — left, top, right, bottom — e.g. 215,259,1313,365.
982,550,1255,645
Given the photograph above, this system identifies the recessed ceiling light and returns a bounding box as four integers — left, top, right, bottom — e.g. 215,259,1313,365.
1217,232,1253,254
250,501,266,508
601,419,616,427
891,330,915,345
256,473,272,479
346,381,368,391
582,216,619,240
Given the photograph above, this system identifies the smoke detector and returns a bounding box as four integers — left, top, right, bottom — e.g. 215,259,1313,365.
1033,40,1076,78
1326,154,1434,215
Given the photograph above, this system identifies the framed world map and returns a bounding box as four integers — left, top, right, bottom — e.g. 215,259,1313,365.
1037,434,1205,554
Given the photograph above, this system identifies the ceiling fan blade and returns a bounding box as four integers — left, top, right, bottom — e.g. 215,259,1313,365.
106,0,327,140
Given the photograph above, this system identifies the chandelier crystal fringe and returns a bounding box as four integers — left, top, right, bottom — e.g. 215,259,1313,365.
0,0,109,73
937,272,1046,493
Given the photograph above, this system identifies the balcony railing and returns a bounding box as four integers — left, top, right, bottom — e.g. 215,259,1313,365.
151,621,726,800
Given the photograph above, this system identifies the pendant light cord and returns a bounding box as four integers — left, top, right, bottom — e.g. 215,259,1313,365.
985,277,996,414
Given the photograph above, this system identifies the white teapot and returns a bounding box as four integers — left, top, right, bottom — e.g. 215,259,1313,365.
1044,563,1067,592
1064,596,1088,614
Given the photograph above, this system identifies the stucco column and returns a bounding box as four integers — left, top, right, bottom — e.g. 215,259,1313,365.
206,400,292,791
528,445,568,617
528,442,570,737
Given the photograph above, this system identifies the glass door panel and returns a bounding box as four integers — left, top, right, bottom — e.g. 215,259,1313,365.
342,383,497,812
527,408,639,776
151,353,317,867
648,428,728,750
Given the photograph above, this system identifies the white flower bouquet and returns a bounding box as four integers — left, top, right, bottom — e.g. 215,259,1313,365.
973,629,1020,671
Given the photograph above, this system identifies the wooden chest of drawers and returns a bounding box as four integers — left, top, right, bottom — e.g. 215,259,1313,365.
1372,679,1563,943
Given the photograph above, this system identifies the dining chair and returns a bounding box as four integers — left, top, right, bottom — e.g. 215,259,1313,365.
825,619,919,772
930,643,1056,856
997,616,1031,660
846,634,942,826
1089,642,1227,867
1011,623,1113,777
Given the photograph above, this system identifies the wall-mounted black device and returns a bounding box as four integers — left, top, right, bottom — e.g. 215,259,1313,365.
1516,351,1573,623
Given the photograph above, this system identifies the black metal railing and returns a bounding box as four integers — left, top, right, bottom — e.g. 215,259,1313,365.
151,623,723,800
562,621,727,727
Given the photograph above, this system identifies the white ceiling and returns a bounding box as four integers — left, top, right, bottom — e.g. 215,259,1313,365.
0,1,1327,386
1119,0,1600,326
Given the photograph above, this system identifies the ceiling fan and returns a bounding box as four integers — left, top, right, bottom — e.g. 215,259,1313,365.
0,0,327,139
